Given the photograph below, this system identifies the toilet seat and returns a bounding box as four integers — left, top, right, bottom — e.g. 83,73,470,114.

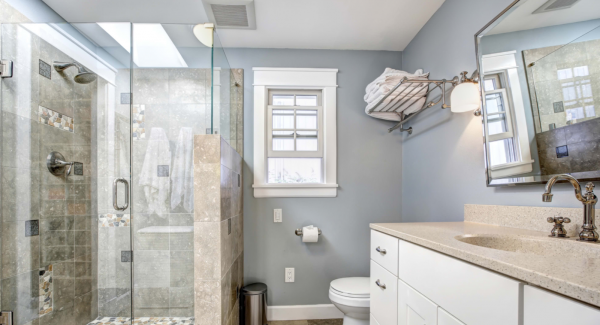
330,277,370,298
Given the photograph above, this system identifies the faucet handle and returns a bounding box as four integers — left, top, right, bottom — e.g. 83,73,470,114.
586,182,595,194
547,216,571,224
547,216,571,237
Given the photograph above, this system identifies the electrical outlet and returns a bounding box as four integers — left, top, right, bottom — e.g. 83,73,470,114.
274,209,282,223
285,267,294,282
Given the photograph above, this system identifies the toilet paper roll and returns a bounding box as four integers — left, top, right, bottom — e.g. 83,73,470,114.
302,225,319,243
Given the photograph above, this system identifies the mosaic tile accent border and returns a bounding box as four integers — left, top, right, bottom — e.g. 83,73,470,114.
99,214,130,227
39,264,53,316
133,105,145,140
39,106,74,132
88,317,194,325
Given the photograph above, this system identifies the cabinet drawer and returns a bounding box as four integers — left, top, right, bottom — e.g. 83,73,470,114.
524,285,600,325
371,230,399,276
438,308,465,325
398,279,437,325
370,260,398,325
398,239,522,325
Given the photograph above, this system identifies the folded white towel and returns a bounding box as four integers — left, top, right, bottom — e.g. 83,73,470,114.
364,68,431,122
170,127,194,213
365,68,428,100
139,127,171,217
365,74,429,104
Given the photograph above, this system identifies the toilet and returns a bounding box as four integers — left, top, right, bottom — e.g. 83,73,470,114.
329,277,370,325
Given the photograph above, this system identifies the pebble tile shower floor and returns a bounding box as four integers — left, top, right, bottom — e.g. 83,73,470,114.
87,317,195,325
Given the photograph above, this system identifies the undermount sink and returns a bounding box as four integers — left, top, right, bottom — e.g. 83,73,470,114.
455,234,600,258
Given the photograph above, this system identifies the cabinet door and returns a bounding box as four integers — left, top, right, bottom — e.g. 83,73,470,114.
371,260,398,325
438,309,465,325
371,313,381,325
525,285,600,325
398,239,522,325
398,279,438,325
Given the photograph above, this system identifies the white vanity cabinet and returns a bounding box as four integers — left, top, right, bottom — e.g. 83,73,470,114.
370,229,600,325
524,285,600,325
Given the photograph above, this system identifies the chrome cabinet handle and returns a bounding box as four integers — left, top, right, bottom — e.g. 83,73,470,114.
375,246,387,255
375,279,386,289
113,178,129,211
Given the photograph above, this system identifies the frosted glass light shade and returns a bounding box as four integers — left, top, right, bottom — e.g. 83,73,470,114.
451,82,481,113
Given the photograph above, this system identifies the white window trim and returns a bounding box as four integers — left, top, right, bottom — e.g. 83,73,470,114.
482,51,534,178
253,68,338,198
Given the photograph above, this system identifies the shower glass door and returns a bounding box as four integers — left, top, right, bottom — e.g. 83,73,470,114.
0,22,133,325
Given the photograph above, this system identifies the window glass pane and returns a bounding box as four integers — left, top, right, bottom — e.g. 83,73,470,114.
484,79,496,91
296,138,318,151
268,158,322,183
566,107,585,121
487,113,508,135
273,130,294,136
296,131,317,136
296,110,317,114
272,138,294,151
296,95,318,106
489,138,516,166
273,110,294,129
296,111,317,129
485,93,504,114
273,95,294,106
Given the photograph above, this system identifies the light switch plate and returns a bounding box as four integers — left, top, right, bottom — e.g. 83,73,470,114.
285,267,294,282
274,209,282,223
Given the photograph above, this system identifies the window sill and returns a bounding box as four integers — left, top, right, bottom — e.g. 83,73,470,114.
490,160,534,178
253,183,339,198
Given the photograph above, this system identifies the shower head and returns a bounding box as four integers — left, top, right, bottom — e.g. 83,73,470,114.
53,61,97,84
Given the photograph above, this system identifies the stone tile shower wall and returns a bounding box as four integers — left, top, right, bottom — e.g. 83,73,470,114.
0,21,99,325
194,135,243,325
523,39,600,175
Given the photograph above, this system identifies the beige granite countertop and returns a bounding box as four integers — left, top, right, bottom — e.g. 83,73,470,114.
370,221,600,307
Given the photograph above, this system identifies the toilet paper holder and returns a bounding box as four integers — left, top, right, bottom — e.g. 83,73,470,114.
295,228,322,236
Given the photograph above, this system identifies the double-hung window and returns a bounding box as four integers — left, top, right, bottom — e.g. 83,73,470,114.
253,68,338,198
267,90,324,184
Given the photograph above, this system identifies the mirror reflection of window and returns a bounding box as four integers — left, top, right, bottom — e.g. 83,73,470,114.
484,74,518,167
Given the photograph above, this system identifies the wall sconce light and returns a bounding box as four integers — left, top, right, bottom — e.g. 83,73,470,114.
451,71,481,116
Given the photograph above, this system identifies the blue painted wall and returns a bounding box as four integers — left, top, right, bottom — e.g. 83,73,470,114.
401,0,588,223
225,48,404,305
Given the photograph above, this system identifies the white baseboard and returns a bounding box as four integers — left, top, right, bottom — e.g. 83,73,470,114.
267,304,344,321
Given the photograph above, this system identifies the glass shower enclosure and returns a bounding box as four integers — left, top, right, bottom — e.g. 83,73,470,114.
0,21,237,325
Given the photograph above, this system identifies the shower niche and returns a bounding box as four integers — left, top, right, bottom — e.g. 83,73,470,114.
0,15,243,325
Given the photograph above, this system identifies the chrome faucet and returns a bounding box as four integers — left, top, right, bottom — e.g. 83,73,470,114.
542,174,598,242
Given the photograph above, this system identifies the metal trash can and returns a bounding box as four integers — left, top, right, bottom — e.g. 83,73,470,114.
241,283,267,325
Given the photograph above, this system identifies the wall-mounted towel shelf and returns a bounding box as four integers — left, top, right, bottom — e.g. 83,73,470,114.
368,76,460,134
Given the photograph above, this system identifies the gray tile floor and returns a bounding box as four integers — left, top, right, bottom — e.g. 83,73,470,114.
268,320,343,325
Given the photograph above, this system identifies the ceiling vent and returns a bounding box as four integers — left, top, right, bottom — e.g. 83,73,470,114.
203,0,256,30
533,0,581,14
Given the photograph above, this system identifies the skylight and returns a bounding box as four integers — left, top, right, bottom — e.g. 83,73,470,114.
98,23,188,68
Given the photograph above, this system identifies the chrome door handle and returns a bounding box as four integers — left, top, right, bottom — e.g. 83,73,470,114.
113,178,129,211
375,279,386,289
375,246,387,255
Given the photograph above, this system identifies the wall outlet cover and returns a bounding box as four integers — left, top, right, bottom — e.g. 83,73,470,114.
285,267,294,282
274,209,282,223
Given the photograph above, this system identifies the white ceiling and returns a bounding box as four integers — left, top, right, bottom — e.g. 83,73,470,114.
488,0,600,35
42,0,446,51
